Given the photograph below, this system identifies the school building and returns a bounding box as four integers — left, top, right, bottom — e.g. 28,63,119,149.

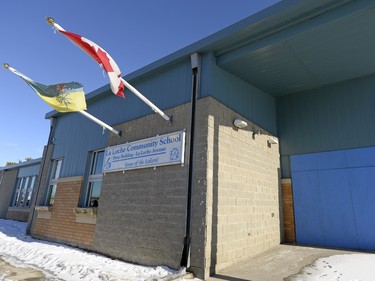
0,159,41,222
1,0,375,279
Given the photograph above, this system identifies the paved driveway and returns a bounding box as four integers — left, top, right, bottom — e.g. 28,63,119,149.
207,244,357,281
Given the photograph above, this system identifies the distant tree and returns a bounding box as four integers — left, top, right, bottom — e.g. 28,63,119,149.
5,157,32,166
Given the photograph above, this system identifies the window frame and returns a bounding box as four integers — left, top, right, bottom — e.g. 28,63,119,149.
11,175,37,208
45,158,63,206
84,150,104,208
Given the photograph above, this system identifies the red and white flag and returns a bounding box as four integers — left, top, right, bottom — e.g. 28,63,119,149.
52,22,125,98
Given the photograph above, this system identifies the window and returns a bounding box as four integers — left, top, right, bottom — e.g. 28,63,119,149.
46,159,62,206
26,176,36,207
85,150,104,207
12,175,37,208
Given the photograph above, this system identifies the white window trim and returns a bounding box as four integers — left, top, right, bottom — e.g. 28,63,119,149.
11,175,37,208
45,159,63,206
84,150,104,207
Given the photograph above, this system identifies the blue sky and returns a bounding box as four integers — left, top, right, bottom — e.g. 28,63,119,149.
0,0,279,166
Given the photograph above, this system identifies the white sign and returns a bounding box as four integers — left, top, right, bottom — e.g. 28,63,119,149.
103,131,186,173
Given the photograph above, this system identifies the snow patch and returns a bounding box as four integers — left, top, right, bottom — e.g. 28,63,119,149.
0,219,186,281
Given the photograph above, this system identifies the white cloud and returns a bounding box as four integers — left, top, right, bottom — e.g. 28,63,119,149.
5,143,18,147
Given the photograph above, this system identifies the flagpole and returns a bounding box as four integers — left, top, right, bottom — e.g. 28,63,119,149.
78,110,121,136
46,17,172,123
120,78,171,122
3,63,121,136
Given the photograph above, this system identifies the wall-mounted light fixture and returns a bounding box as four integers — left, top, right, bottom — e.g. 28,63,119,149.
267,137,279,145
252,129,262,139
233,119,248,129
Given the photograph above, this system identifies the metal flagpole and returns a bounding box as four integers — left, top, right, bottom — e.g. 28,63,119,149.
3,63,121,136
120,78,171,122
46,17,172,123
78,110,121,136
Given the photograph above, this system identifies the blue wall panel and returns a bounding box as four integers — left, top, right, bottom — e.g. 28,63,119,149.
52,112,109,178
87,59,192,126
18,164,40,177
292,171,322,245
292,146,375,250
278,74,375,177
349,167,375,249
202,53,277,134
317,170,358,249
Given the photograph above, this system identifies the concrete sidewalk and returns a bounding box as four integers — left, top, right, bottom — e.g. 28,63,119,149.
206,244,357,281
0,257,45,281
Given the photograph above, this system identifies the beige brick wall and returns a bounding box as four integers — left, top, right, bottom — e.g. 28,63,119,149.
281,178,296,243
190,97,281,278
32,176,96,249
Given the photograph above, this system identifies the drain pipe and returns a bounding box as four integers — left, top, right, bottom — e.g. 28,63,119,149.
181,53,201,268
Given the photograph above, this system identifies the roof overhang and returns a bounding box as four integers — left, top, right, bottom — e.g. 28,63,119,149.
216,0,375,96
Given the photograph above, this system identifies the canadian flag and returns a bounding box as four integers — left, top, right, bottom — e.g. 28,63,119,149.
54,24,125,98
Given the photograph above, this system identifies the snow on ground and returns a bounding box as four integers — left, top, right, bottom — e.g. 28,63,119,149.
0,219,192,281
290,253,375,281
1,219,374,281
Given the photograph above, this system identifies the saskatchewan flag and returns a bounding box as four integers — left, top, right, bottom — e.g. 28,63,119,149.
6,65,86,112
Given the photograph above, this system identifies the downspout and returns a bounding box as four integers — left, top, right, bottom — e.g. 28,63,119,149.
26,117,57,235
181,53,201,268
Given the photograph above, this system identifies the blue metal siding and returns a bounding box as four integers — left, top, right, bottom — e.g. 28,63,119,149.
278,74,375,177
52,60,192,178
18,164,40,177
202,53,277,134
87,59,192,125
52,112,108,177
291,147,375,250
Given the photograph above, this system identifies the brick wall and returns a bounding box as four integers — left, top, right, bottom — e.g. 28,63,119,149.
0,169,18,218
93,103,191,269
28,96,281,279
190,97,281,278
7,208,30,221
32,176,96,249
281,178,296,243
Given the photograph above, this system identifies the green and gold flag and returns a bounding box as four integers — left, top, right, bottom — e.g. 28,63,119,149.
4,64,86,112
